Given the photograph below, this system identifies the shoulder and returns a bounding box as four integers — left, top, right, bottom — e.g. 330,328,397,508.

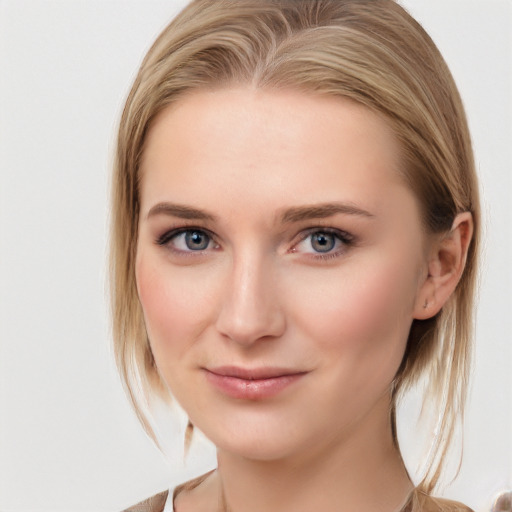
412,489,475,512
122,471,216,512
173,470,217,512
121,490,169,512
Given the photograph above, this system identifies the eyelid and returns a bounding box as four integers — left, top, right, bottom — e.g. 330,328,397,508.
292,226,354,245
154,224,355,260
290,227,355,259
156,226,219,255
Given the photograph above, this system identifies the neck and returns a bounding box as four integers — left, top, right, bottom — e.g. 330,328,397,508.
214,395,413,512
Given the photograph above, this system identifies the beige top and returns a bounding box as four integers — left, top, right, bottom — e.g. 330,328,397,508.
122,472,475,512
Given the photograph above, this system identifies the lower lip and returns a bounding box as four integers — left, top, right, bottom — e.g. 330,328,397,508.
204,371,305,400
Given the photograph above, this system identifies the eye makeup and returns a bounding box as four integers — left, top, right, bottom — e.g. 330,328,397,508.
154,223,356,263
289,227,356,262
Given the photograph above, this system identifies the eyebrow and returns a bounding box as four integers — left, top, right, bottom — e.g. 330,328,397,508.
145,201,374,224
146,202,217,221
279,202,374,223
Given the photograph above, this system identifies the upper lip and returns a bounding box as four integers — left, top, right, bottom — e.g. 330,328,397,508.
205,366,306,380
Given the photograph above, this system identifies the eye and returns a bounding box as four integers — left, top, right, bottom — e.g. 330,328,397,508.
157,228,216,253
181,230,211,250
292,229,353,258
310,232,337,253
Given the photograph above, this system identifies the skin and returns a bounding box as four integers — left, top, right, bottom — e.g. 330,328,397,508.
135,88,472,512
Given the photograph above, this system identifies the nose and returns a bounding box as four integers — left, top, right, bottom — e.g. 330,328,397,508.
215,250,286,346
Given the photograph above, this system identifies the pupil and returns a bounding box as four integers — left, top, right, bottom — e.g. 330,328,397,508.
185,231,209,250
311,233,335,253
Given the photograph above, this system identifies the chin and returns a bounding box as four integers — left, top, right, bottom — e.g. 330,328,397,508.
195,412,320,463
214,434,301,462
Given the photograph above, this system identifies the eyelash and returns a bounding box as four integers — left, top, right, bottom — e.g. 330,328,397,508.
156,227,218,257
291,228,354,261
155,226,355,260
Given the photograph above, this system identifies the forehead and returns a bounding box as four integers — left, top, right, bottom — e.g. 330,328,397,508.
139,87,412,220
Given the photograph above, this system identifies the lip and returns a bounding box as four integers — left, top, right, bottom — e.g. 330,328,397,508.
204,366,307,400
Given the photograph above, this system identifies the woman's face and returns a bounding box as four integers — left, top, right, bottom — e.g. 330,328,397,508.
136,88,430,461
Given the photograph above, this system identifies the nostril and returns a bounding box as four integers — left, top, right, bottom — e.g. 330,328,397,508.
214,257,286,345
215,298,286,346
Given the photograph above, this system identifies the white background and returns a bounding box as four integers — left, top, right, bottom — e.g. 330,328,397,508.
0,1,510,511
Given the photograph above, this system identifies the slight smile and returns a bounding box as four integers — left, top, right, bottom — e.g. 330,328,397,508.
203,366,308,400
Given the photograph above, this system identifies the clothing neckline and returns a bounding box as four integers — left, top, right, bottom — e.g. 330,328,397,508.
170,470,415,512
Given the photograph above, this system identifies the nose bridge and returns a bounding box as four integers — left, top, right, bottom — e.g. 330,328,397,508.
216,245,285,345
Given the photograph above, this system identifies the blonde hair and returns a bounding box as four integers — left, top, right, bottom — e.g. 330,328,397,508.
110,0,480,492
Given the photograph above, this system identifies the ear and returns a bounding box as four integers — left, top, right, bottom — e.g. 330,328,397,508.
413,212,473,320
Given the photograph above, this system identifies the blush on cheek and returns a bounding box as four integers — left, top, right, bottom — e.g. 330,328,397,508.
135,254,186,359
136,256,169,330
297,260,414,374
135,252,217,368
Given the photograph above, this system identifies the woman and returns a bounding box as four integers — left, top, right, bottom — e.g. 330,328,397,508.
111,1,479,511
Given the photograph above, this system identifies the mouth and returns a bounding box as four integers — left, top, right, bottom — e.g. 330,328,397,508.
203,366,308,400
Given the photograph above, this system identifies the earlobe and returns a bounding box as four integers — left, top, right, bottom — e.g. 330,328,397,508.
414,212,473,320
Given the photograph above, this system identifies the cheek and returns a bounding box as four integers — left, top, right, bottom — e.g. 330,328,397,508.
290,256,418,381
347,263,416,341
135,252,213,365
